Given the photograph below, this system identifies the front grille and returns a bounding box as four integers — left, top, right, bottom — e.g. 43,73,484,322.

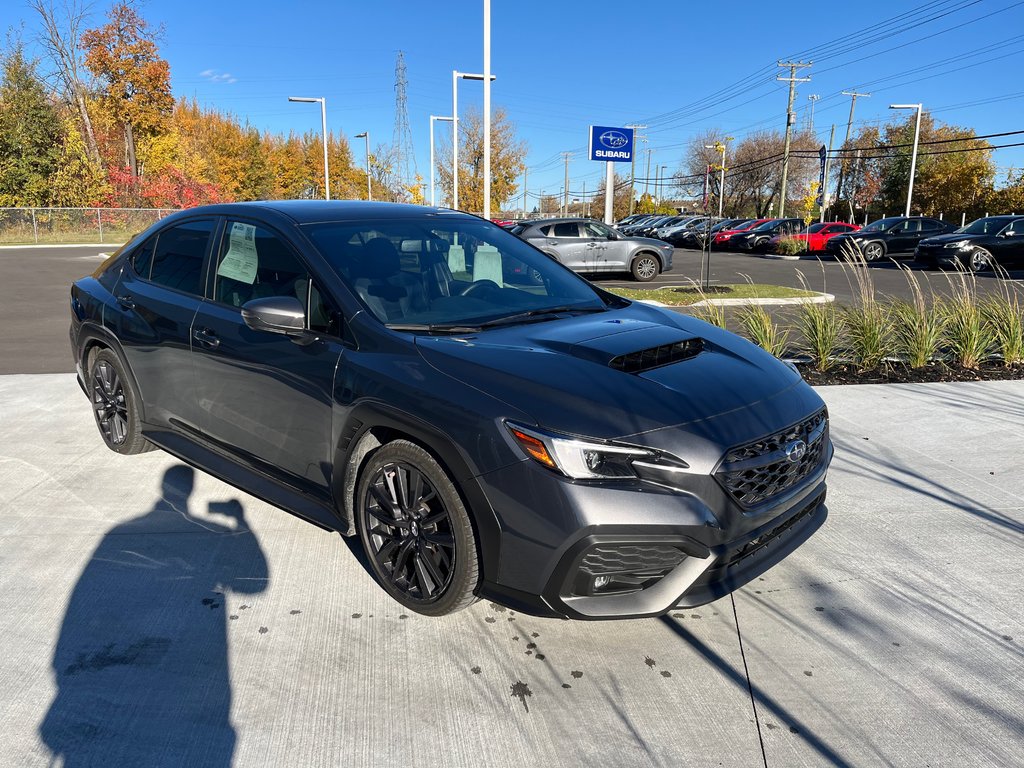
579,544,687,576
716,409,828,507
609,339,703,373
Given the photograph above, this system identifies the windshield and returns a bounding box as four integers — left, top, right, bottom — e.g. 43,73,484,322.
804,223,828,234
304,217,608,329
751,219,780,231
862,217,904,233
957,217,1009,235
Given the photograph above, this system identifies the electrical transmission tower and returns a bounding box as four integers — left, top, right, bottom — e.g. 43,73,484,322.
393,51,418,197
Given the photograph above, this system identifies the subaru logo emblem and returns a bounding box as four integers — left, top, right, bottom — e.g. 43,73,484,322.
599,130,628,149
785,440,807,463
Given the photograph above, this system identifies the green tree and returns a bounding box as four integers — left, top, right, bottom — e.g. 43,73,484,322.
81,1,173,177
0,45,62,206
48,115,108,206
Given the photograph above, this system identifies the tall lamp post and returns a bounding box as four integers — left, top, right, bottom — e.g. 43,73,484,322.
483,0,491,219
354,131,371,201
705,136,734,217
451,70,496,211
288,96,329,200
429,115,453,206
889,103,923,218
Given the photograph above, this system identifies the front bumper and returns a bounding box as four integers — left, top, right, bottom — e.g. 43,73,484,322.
475,438,832,620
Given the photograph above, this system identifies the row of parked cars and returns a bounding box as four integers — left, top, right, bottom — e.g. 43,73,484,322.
614,212,1024,272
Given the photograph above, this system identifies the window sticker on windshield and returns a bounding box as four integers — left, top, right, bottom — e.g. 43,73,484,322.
217,222,259,284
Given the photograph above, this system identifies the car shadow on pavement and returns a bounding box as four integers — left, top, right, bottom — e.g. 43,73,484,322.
38,465,268,767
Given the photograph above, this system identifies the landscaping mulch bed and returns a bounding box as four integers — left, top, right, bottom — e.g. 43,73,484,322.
799,362,1024,386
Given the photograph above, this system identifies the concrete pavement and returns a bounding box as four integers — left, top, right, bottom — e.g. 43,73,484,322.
0,373,1021,767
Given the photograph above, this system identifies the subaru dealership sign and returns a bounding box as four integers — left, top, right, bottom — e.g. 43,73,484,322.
589,126,634,162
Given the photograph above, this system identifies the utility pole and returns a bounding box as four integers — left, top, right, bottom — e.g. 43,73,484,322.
561,152,573,216
625,124,646,215
807,94,820,134
660,165,668,207
654,165,661,206
777,61,812,217
522,167,527,216
582,181,587,217
837,91,870,210
643,148,654,200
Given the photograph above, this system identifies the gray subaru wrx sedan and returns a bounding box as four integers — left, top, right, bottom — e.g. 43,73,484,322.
70,201,831,619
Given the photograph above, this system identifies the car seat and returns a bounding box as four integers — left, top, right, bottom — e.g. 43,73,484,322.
353,237,428,322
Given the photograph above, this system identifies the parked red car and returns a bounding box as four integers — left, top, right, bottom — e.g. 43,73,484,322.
768,222,861,253
712,218,771,247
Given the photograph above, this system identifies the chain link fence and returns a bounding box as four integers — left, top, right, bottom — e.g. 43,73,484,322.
0,208,180,245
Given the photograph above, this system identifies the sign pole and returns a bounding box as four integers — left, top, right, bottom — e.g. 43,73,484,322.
604,161,614,224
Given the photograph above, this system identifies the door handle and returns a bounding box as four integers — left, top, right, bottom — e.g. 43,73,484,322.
192,328,220,348
116,295,135,311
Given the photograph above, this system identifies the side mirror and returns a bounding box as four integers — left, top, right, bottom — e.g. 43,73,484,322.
241,296,306,336
607,231,619,240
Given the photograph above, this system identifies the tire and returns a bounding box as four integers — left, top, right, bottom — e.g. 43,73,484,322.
862,241,886,262
356,440,480,616
630,253,660,282
967,247,993,273
89,348,153,454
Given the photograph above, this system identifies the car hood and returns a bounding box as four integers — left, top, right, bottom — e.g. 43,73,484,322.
919,233,977,245
414,303,822,462
627,236,672,248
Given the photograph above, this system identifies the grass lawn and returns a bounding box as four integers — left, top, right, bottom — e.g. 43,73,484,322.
606,283,819,306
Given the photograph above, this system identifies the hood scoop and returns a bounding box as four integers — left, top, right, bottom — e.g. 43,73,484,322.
609,338,704,374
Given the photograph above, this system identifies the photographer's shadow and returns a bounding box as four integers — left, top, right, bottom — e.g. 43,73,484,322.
40,465,268,767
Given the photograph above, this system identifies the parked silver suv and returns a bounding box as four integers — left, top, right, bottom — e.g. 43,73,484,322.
511,218,674,282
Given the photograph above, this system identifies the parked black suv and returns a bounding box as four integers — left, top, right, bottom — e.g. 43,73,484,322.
730,218,805,253
826,216,956,261
70,201,831,620
914,215,1024,272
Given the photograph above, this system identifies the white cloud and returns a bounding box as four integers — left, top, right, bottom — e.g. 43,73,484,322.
200,69,237,85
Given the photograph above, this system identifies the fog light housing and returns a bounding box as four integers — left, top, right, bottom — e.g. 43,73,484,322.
593,575,611,590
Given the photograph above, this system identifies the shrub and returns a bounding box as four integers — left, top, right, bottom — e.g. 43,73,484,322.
943,273,994,369
844,302,890,370
982,289,1024,367
891,267,945,368
685,280,727,329
796,299,843,372
774,236,808,256
738,304,790,357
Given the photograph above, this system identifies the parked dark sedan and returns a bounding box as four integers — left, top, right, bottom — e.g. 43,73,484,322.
70,201,831,620
825,216,956,261
914,215,1024,272
729,218,805,253
667,218,745,248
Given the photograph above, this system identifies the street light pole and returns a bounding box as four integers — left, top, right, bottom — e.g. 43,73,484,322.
451,70,496,211
288,96,330,200
890,103,923,217
483,0,492,219
429,116,453,206
355,132,371,201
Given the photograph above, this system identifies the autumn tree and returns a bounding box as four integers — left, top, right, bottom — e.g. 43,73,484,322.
435,107,527,212
30,0,101,166
81,1,172,178
0,45,62,206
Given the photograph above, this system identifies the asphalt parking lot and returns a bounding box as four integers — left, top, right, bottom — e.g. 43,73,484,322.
1,241,1022,766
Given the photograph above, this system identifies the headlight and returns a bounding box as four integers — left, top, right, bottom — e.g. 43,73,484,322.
943,240,970,249
507,423,655,480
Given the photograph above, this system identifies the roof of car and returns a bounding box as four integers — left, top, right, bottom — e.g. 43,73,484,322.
161,200,477,225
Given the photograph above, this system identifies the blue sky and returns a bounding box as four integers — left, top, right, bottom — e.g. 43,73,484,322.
6,0,1024,205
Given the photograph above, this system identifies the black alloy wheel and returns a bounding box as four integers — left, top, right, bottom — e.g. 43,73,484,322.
89,349,152,454
356,440,479,615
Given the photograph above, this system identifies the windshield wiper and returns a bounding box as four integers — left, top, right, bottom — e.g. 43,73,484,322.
385,322,482,334
474,305,606,328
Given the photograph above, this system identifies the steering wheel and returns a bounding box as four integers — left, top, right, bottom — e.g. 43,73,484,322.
457,279,501,297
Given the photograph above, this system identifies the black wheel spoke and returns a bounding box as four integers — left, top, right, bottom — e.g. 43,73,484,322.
417,542,447,588
422,531,454,548
412,552,434,597
390,538,415,583
368,486,407,526
420,509,449,527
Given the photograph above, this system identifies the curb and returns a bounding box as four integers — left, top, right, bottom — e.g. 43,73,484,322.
690,292,835,307
0,243,123,250
762,253,803,261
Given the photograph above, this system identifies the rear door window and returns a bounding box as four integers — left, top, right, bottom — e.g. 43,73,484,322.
214,221,307,309
552,222,582,238
149,219,216,295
